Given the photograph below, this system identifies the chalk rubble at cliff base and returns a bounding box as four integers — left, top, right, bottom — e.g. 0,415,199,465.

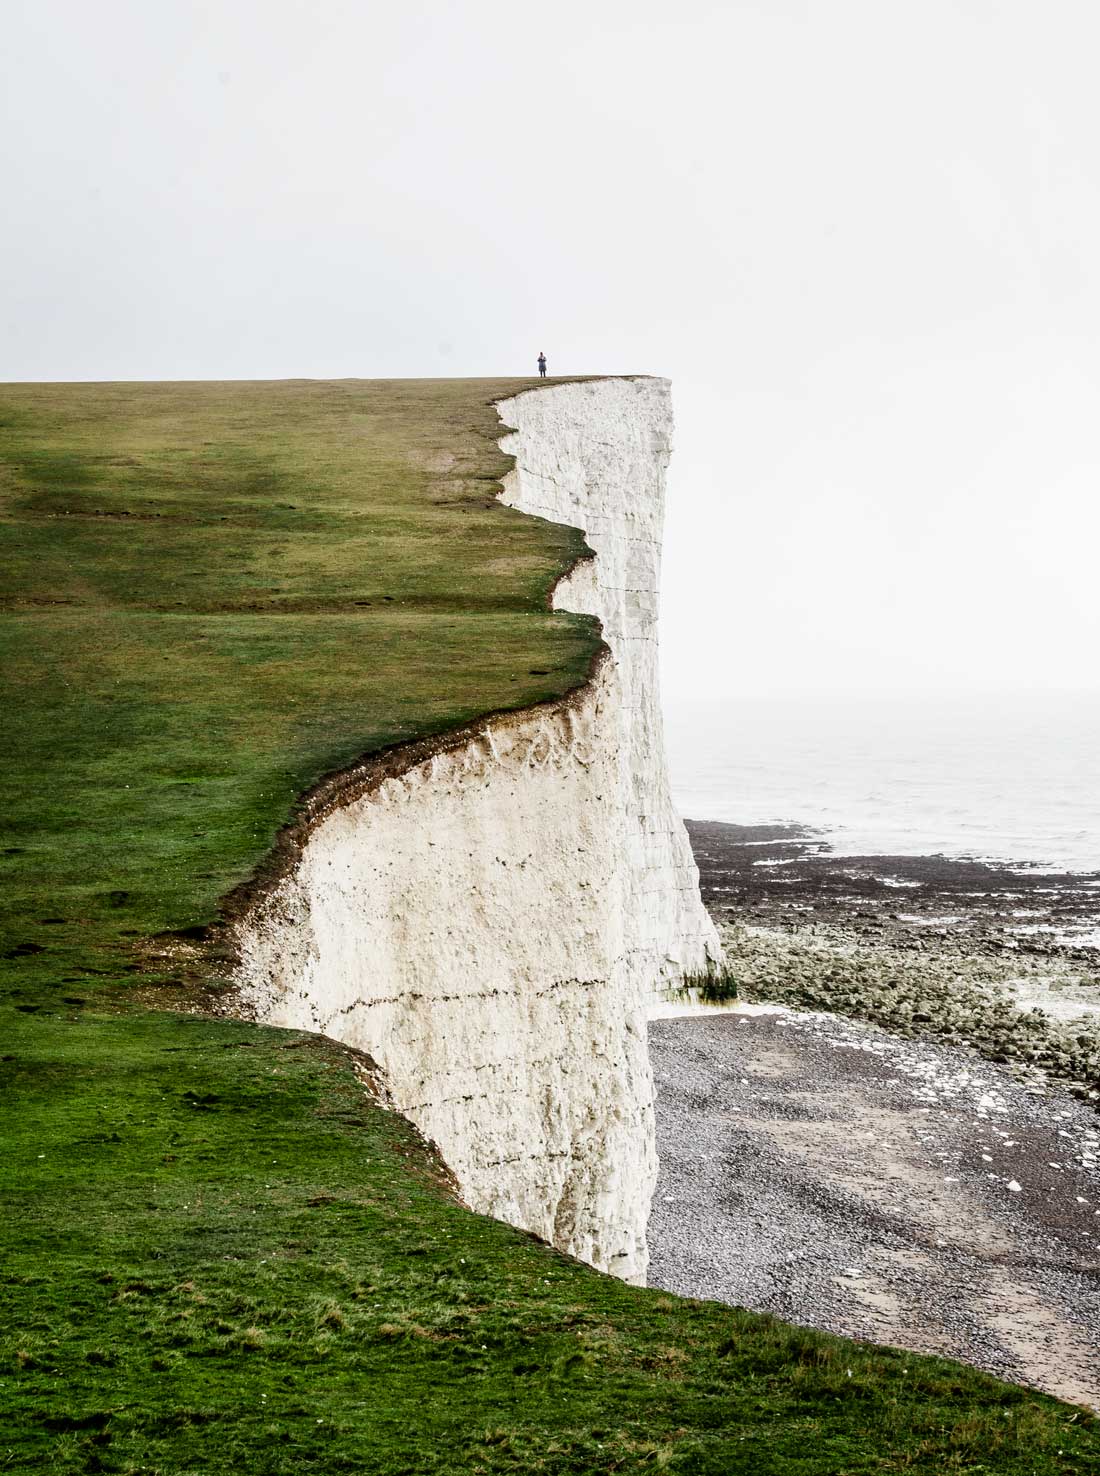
717,921,1100,1100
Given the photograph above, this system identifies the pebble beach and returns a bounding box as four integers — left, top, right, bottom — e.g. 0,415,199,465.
646,820,1100,1408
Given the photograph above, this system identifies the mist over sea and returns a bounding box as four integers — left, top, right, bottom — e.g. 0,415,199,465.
664,691,1100,873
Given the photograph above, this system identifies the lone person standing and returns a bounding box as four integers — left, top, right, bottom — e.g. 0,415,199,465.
537,351,547,378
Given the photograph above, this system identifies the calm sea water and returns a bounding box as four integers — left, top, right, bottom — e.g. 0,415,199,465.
663,691,1100,873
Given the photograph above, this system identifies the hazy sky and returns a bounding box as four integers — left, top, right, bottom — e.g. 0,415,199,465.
4,1,1098,701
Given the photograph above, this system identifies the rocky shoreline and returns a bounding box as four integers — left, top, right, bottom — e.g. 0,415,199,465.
686,820,1100,1100
644,818,1100,1407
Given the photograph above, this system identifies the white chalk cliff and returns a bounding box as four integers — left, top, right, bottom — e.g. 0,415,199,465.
232,377,721,1283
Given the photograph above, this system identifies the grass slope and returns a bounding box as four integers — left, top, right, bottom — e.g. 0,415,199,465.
2,379,1097,1473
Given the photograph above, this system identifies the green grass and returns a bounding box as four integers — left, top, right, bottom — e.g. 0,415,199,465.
2,379,1098,1473
0,379,599,984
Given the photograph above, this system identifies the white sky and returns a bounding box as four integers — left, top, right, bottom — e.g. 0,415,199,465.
3,0,1099,700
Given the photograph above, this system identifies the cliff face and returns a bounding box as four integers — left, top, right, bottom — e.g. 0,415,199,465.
497,378,720,1006
232,377,721,1283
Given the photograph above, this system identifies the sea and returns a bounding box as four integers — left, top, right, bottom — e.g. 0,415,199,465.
663,690,1100,874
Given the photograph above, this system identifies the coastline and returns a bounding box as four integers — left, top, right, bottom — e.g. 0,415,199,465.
644,817,1100,1408
686,820,1100,1099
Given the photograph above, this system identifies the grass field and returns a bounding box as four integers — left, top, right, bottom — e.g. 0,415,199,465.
2,378,1097,1473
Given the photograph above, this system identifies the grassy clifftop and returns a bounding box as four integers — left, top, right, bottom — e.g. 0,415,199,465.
1,379,1097,1473
0,378,599,995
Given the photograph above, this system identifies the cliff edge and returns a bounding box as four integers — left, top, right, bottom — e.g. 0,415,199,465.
7,376,1094,1471
232,377,722,1282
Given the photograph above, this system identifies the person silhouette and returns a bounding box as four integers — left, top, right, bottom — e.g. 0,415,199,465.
537,352,547,378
